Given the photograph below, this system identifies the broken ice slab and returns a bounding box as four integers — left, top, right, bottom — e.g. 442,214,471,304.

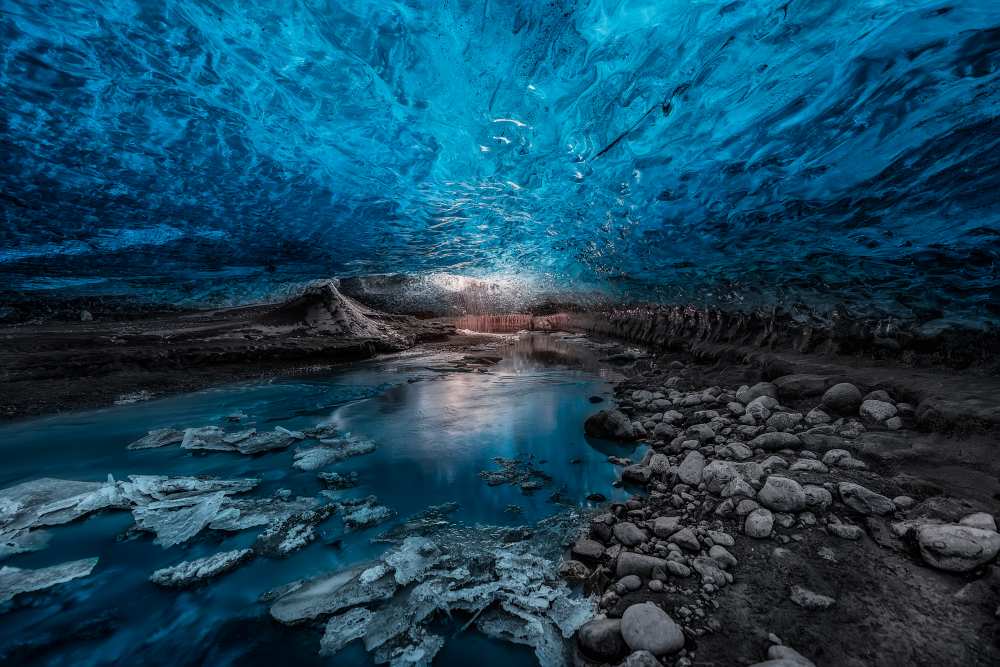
234,429,301,455
320,607,374,656
270,562,398,624
180,426,229,451
318,471,360,490
208,496,320,532
372,627,444,667
132,491,232,548
0,476,127,539
120,475,258,504
127,428,185,450
293,435,377,471
0,556,99,605
254,505,338,557
373,502,460,544
149,549,254,588
339,496,396,532
0,528,51,560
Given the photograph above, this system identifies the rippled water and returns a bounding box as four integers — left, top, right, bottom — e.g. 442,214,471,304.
0,334,638,666
2,1,998,322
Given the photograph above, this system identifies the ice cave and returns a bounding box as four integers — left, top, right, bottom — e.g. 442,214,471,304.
1,1,999,666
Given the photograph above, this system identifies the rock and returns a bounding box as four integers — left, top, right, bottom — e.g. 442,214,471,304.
652,516,682,538
669,528,701,552
885,416,903,430
804,408,831,425
750,645,817,667
721,477,757,499
319,471,360,490
864,390,894,403
686,423,715,443
959,512,997,532
737,382,778,405
789,459,829,474
821,383,863,415
838,482,895,516
708,529,735,547
750,432,802,452
648,454,671,476
773,374,830,398
803,485,833,511
578,618,627,661
828,522,864,540
572,538,605,562
767,412,803,432
622,465,653,485
665,561,691,577
789,585,835,610
892,495,915,509
719,442,754,460
559,560,591,582
0,556,99,604
677,451,706,485
758,477,807,513
859,400,898,425
915,524,1000,572
586,410,637,441
127,428,185,450
150,549,253,588
820,449,853,467
761,455,788,471
616,552,668,578
614,522,648,547
709,545,737,569
621,649,663,667
702,460,737,494
745,509,774,538
620,602,685,656
692,556,729,586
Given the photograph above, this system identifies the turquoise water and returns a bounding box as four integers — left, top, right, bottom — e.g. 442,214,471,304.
0,334,637,666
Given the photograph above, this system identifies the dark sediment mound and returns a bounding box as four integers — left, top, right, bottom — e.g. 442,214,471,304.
0,280,454,420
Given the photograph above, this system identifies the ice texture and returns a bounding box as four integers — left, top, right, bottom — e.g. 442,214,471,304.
2,2,998,322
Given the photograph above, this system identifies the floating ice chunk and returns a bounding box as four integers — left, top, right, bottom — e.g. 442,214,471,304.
127,428,185,450
235,429,299,455
295,436,377,471
384,537,444,585
270,562,398,624
180,426,228,451
150,548,253,588
0,556,99,605
121,475,257,504
132,491,229,548
320,607,374,656
275,426,306,439
372,627,444,667
208,496,319,532
341,497,396,531
0,528,51,560
254,506,337,557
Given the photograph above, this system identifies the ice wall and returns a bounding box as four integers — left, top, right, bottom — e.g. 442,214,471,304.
1,1,998,322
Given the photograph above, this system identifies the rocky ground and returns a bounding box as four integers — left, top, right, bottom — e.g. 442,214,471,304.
564,355,1000,667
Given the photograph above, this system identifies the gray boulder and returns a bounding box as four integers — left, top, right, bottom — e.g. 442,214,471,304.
620,602,685,656
821,383,863,415
838,482,895,516
758,477,807,513
586,410,637,441
915,524,1000,572
578,618,627,661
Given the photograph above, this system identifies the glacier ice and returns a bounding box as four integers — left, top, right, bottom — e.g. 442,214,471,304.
0,1,997,322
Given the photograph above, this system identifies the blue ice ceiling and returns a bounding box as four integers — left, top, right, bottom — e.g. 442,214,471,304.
1,0,999,321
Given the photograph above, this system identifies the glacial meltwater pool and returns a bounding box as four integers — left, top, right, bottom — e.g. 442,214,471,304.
0,333,640,666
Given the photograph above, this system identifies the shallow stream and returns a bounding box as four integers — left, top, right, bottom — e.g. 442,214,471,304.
0,333,640,666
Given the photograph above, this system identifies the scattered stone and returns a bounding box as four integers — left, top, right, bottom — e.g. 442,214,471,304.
838,482,895,516
758,477,807,513
559,560,591,582
789,459,828,474
828,522,864,540
668,528,701,552
573,538,605,562
585,410,637,441
616,552,667,578
578,618,627,661
789,585,835,610
860,400,898,425
319,471,360,490
750,432,802,452
620,602,685,656
821,383,863,415
959,512,998,532
915,524,1000,572
737,382,778,405
614,522,648,547
677,451,706,486
652,516,682,538
745,509,774,538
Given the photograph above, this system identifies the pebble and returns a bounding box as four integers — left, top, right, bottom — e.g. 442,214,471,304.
668,528,701,552
821,383,863,415
838,482,896,516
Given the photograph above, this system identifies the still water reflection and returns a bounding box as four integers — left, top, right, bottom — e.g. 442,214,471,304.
0,333,639,666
